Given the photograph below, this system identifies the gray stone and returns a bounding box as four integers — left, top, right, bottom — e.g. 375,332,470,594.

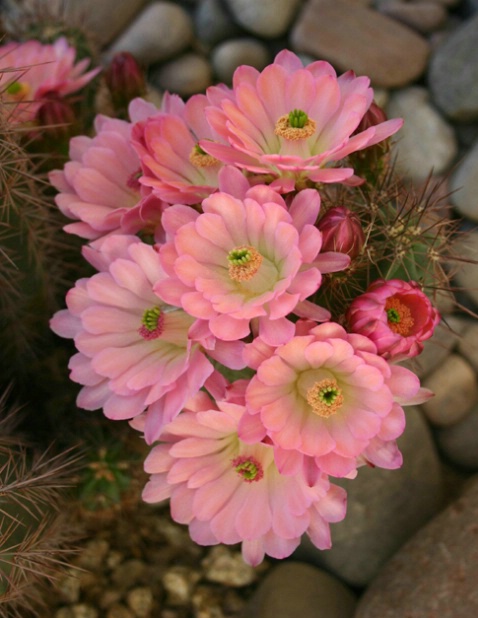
450,140,478,222
403,316,465,380
429,14,478,121
242,562,357,618
378,1,447,34
194,0,241,46
421,354,478,426
108,2,194,65
224,0,303,38
39,0,148,48
355,477,478,618
452,230,478,308
387,87,457,181
458,321,478,372
291,0,430,88
211,39,270,84
151,53,213,96
435,402,478,469
294,407,444,587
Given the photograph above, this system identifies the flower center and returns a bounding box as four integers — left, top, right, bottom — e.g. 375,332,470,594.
126,168,142,191
227,245,263,282
385,296,414,336
306,379,343,418
232,455,264,483
138,306,164,340
6,80,30,101
274,109,316,140
189,143,220,168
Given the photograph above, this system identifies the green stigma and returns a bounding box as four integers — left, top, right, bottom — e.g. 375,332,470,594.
194,143,208,156
6,81,22,95
228,247,253,266
386,308,401,324
319,385,340,406
141,306,162,331
288,109,309,128
232,455,264,483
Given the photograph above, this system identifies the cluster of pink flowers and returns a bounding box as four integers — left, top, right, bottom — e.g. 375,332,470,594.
50,50,440,565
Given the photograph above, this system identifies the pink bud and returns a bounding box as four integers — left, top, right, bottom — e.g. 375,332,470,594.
355,101,388,135
36,96,75,137
318,207,365,259
104,52,146,110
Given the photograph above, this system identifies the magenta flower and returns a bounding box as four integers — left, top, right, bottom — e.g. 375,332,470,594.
0,37,100,123
49,235,226,444
201,50,403,192
142,394,347,565
246,322,429,477
347,279,440,361
49,99,164,240
132,93,223,205
155,182,349,346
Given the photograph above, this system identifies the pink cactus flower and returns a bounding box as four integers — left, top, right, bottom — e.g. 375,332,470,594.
155,182,349,346
49,235,235,444
347,279,440,361
0,37,100,123
132,93,223,205
246,322,430,477
201,50,403,192
49,99,164,240
142,393,347,565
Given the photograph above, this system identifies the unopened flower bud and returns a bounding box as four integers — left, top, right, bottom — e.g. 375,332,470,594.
104,52,146,112
318,207,365,259
354,101,388,135
36,96,76,138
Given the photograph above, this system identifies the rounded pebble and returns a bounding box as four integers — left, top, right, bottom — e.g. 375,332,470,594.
435,402,478,469
224,0,303,38
151,53,213,96
244,562,357,618
295,407,444,586
211,38,270,84
387,86,457,181
355,476,478,618
378,0,447,34
108,2,194,65
201,546,258,587
126,587,153,618
421,354,478,426
450,140,478,222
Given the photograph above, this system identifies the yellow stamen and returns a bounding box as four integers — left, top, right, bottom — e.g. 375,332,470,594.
385,297,414,336
189,143,220,168
274,112,316,141
306,379,343,418
227,245,263,282
6,81,30,102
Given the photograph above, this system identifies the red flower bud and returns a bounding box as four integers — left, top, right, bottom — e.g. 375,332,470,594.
318,207,365,259
104,52,146,111
36,96,76,138
354,101,388,135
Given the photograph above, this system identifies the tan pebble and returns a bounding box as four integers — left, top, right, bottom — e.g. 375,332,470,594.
126,587,154,618
421,354,478,426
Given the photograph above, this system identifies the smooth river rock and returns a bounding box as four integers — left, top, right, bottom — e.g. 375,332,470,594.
428,13,478,120
294,407,444,587
355,476,478,618
242,562,357,618
291,0,430,87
